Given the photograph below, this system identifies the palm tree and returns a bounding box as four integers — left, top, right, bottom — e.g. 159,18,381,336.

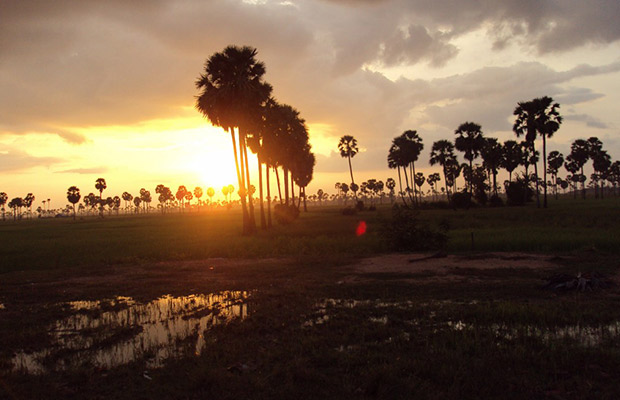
0,192,7,221
196,45,272,234
194,187,203,207
67,186,81,220
547,151,564,199
501,140,523,183
385,178,396,203
429,139,456,202
95,178,107,217
569,139,590,199
338,135,359,195
176,186,188,212
480,138,503,195
513,96,562,207
122,192,133,213
133,196,142,213
454,122,484,194
206,187,215,205
8,197,23,220
588,138,611,198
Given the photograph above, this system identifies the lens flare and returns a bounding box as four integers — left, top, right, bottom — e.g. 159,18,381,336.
356,221,367,236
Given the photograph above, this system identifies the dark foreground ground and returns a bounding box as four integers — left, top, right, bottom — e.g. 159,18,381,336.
1,201,619,399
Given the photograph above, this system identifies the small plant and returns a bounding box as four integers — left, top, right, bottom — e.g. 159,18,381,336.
451,191,473,209
488,194,504,207
506,177,533,206
355,200,365,211
383,204,448,251
273,204,299,224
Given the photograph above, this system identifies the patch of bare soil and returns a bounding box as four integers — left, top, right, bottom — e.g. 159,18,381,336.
345,252,566,283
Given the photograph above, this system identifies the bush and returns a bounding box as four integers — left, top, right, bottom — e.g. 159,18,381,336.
383,205,448,251
274,204,300,224
474,189,487,206
489,194,504,207
505,179,533,206
368,205,377,211
355,200,365,211
451,191,473,209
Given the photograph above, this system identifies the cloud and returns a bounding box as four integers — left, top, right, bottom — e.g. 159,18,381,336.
55,167,109,174
564,114,608,129
0,149,62,172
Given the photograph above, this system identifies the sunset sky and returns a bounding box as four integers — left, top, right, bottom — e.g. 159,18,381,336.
2,0,619,207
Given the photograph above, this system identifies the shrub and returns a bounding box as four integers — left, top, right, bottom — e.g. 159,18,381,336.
355,200,365,211
505,178,533,206
451,191,473,209
274,204,300,224
474,189,487,206
383,205,448,251
489,194,504,207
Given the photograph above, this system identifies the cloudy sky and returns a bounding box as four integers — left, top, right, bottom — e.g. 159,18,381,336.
1,0,619,206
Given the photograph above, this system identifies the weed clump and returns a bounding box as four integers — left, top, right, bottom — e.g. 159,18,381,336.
273,204,300,224
341,206,357,215
383,205,448,251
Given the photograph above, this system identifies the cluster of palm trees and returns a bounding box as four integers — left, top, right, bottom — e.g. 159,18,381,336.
0,192,35,220
380,96,563,207
195,45,315,234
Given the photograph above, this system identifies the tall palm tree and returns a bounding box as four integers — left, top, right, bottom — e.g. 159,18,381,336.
429,139,456,201
176,186,188,212
122,192,133,213
513,96,562,207
454,122,484,194
480,138,503,195
206,187,215,205
338,135,359,195
196,45,272,234
67,186,81,220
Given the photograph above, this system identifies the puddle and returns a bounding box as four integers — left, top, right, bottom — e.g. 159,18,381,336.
446,320,620,347
12,292,250,374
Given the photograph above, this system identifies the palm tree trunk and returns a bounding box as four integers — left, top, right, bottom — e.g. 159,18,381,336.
397,166,405,205
468,159,473,195
532,142,540,208
291,173,295,206
257,156,266,229
230,127,250,234
241,133,256,231
403,166,412,206
543,136,548,208
266,164,272,227
581,166,586,199
303,187,308,212
275,166,283,205
283,168,289,205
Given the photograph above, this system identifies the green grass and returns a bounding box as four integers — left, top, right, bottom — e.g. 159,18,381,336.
1,197,619,274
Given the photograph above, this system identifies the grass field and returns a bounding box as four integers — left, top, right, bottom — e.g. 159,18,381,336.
1,198,619,399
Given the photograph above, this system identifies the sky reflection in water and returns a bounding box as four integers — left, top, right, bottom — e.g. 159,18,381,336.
13,292,250,374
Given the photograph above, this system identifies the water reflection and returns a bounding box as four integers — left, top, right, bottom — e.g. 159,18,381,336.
13,292,250,374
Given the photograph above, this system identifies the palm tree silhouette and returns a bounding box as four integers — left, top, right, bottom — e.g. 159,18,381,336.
206,187,215,205
338,135,359,196
0,192,7,221
133,196,142,213
568,139,589,199
481,138,503,195
196,45,272,234
588,137,611,198
67,186,81,220
194,187,203,207
513,96,562,207
501,140,523,183
95,178,107,218
122,192,133,213
454,122,484,195
176,186,188,212
430,139,456,202
547,151,564,199
385,178,396,203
